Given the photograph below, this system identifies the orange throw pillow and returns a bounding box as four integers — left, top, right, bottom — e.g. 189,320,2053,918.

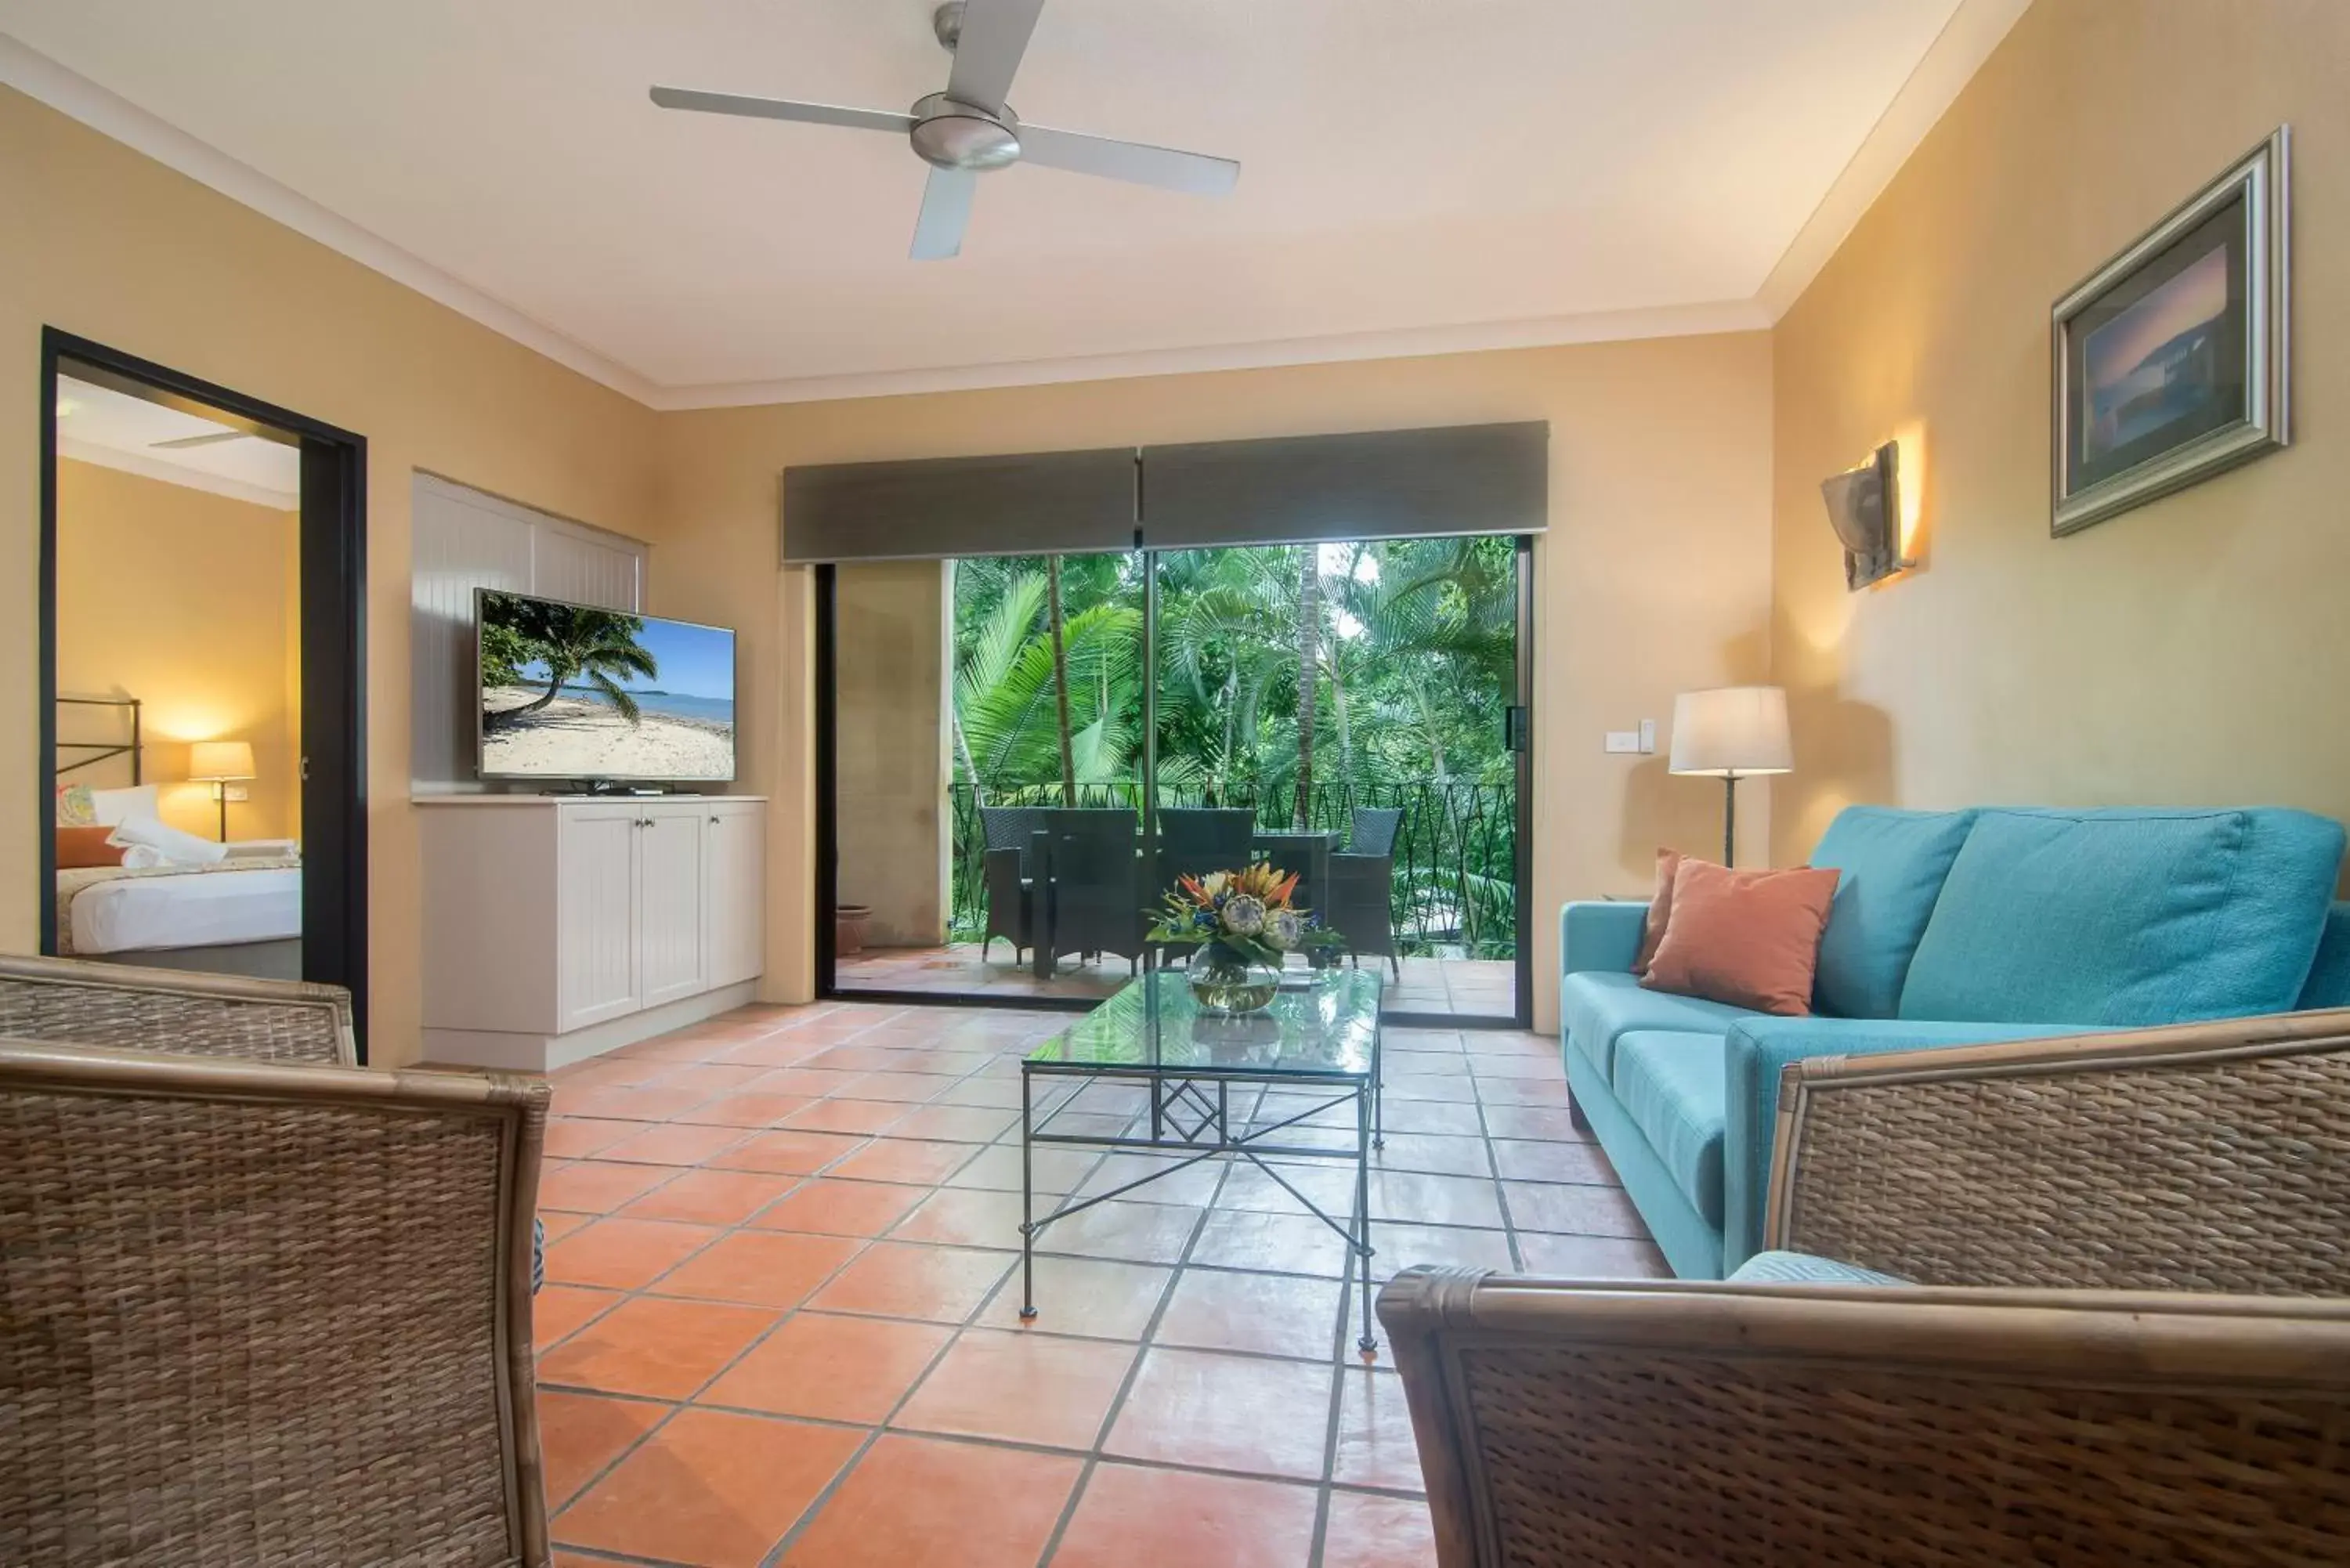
1632,847,1682,975
1640,858,1841,1016
56,825,126,870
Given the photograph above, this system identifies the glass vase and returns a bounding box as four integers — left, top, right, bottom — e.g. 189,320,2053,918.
1187,944,1282,1016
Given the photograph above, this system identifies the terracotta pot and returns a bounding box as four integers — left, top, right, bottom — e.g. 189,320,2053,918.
835,904,872,958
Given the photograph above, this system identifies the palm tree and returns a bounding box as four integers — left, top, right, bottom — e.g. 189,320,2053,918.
1046,556,1078,806
1292,547,1320,829
498,602,659,724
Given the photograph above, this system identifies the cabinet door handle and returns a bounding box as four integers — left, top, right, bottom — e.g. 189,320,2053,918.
709,815,722,825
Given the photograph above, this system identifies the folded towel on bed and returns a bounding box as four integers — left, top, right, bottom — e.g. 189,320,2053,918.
107,815,229,868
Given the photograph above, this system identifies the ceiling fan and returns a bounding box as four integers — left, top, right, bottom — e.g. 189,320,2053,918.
150,432,251,450
649,0,1240,261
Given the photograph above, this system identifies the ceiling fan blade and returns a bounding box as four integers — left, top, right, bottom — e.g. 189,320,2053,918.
910,167,980,261
649,86,913,135
150,431,248,450
945,0,1047,113
1017,124,1240,196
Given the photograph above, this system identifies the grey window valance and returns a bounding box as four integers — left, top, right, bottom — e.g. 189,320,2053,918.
780,421,1546,563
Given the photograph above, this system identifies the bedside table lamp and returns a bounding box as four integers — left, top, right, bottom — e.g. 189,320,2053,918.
1668,687,1791,866
189,740,256,842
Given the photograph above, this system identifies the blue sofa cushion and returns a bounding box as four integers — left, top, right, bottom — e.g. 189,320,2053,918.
1731,1250,1911,1285
1560,971,1757,1082
1808,807,1976,1018
2298,902,2350,1010
1613,1031,1727,1230
1900,807,2345,1026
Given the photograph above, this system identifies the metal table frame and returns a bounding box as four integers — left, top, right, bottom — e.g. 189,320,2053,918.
1018,991,1385,1354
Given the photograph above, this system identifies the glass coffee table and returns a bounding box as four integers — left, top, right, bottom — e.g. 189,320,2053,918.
1018,966,1385,1353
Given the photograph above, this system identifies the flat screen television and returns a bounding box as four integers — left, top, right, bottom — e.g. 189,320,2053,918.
475,588,736,783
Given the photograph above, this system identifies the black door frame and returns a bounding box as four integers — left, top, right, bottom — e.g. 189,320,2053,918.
815,537,1537,1031
38,328,371,1057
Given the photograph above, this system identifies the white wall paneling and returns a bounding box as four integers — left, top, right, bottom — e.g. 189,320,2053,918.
409,472,647,792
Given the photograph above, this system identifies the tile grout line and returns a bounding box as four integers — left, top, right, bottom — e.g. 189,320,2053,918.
541,1006,1607,1564
1029,1116,1243,1568
546,1012,1046,1550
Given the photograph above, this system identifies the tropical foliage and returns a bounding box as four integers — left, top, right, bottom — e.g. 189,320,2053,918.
946,540,1522,956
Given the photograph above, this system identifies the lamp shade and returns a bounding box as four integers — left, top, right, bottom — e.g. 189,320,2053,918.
188,740,256,782
1668,687,1791,777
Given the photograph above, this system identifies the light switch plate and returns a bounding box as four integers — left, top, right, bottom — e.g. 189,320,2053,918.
225,786,251,802
1604,731,1641,753
1639,719,1657,753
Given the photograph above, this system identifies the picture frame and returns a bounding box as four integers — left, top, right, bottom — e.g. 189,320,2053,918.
2051,128,2290,537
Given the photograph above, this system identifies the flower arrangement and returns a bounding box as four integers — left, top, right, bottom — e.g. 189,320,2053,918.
1148,864,1343,1012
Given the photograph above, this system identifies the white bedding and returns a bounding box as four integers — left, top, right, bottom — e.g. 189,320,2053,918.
70,865,302,954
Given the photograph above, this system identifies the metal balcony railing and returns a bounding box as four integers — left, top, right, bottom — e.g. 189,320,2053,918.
945,779,1520,959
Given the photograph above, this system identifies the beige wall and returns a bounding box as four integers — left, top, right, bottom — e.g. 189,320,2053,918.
833,558,951,948
655,333,1777,1032
55,458,299,840
1771,0,2350,865
2,85,661,1062
6,75,1779,1047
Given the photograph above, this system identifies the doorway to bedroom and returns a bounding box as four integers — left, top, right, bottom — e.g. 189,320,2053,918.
38,332,368,1050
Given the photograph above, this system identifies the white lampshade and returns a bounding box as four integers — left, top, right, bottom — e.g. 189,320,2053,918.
188,740,256,782
1668,687,1791,778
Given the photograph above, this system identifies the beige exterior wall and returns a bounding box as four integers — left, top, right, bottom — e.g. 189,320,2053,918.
1,85,661,1063
55,458,300,841
656,332,1778,1033
1770,0,2350,866
833,559,951,948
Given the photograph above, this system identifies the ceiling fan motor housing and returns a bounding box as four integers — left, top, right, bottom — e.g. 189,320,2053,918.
909,91,1020,171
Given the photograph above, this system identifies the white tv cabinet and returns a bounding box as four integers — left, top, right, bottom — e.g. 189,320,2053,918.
416,795,766,1070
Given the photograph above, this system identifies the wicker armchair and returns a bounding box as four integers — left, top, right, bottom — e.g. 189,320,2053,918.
1325,807,1402,978
0,957,551,1567
0,952,356,1064
1762,1006,2350,1292
1037,807,1146,977
1381,1270,2350,1566
1379,1008,2350,1565
978,805,1052,963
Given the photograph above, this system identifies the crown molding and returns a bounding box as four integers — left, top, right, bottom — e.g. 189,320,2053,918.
1755,0,2032,321
10,2,2012,413
0,33,662,406
644,298,1776,410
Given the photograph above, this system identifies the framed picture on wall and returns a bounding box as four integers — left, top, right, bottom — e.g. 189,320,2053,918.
2051,128,2290,537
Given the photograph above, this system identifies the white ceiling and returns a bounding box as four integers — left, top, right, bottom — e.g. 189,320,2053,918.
56,375,302,508
1,1,2007,406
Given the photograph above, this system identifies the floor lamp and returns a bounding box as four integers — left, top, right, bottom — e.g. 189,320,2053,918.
1668,687,1791,867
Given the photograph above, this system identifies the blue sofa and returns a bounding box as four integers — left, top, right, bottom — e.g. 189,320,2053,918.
1560,806,2350,1279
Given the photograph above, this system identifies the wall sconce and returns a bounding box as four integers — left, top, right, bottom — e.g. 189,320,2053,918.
1820,442,1914,590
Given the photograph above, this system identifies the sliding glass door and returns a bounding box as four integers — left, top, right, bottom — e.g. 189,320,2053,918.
1148,537,1527,1022
821,532,1530,1024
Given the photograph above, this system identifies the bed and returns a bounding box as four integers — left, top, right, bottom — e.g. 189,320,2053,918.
55,695,304,981
59,855,304,977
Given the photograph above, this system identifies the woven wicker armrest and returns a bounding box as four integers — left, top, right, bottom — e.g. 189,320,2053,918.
0,1038,551,1567
0,953,356,1065
1376,1265,2350,1567
1764,1006,2350,1292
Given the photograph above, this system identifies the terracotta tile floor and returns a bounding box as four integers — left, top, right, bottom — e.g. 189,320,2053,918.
534,999,1665,1568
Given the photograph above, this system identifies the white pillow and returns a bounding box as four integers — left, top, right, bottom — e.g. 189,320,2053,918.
89,784,161,828
107,814,228,868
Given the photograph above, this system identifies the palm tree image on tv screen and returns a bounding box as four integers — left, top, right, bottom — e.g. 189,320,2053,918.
479,591,736,781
